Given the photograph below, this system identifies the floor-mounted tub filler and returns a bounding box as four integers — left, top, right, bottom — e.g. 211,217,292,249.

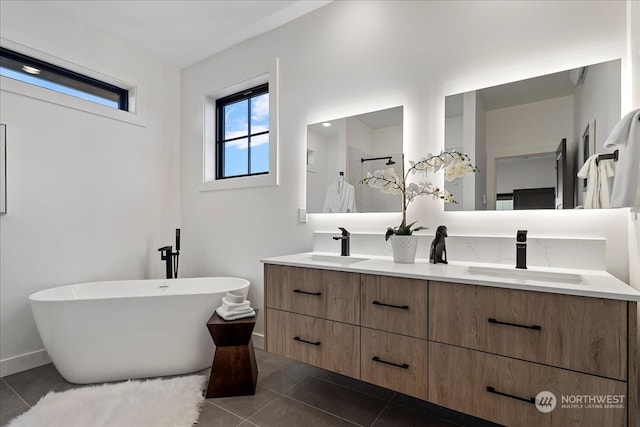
29,277,250,384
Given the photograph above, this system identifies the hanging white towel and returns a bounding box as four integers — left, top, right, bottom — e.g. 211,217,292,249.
322,178,356,213
577,154,616,209
603,109,640,208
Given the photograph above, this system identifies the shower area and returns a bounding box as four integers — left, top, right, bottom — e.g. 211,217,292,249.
306,106,403,213
351,151,402,212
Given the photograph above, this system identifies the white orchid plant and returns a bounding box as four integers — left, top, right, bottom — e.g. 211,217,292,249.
361,150,477,240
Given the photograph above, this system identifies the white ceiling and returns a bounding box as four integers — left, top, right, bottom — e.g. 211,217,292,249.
33,0,332,68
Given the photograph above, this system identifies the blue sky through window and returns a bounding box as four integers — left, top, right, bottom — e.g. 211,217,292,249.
222,92,269,177
0,67,119,109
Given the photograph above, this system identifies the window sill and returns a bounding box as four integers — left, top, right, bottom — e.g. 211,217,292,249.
0,77,145,127
199,172,278,192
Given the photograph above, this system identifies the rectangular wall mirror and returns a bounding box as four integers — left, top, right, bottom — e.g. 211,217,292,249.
444,59,621,211
306,106,403,213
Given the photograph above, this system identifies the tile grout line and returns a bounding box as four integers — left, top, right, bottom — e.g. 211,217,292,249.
206,387,282,423
201,400,250,423
283,393,365,426
368,391,397,427
1,378,31,409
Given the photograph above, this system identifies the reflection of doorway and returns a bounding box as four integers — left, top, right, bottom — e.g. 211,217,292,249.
577,120,596,207
555,138,573,209
495,153,556,207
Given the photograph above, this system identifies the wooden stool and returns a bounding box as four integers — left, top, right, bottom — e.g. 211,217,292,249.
205,309,258,398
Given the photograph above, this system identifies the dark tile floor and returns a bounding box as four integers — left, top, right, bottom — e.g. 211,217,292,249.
1,348,501,427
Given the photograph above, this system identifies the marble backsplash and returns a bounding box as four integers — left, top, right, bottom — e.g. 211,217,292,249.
312,232,606,271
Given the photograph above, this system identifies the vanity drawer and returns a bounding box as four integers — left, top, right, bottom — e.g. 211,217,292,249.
361,328,427,400
266,309,360,378
429,342,627,427
429,281,627,380
361,274,428,338
265,264,360,324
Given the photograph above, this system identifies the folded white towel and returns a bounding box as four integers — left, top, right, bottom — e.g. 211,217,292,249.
217,305,254,316
222,297,251,309
216,306,256,321
603,108,640,208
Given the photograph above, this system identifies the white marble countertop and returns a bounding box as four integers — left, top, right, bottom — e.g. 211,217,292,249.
261,252,640,302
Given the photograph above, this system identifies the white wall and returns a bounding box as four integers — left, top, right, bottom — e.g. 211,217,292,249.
574,59,622,156
0,2,181,375
496,155,557,194
181,0,633,338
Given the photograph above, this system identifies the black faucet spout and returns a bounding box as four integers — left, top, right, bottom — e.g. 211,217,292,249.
332,227,351,256
158,246,174,279
516,230,527,269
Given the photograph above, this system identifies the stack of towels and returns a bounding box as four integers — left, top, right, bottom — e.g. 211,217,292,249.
216,291,256,321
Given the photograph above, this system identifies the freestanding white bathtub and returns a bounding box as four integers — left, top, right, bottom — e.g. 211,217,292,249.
29,277,250,384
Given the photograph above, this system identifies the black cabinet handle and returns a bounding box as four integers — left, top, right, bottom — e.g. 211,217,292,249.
486,386,535,405
372,300,409,310
293,289,322,296
293,336,321,346
488,318,541,331
372,356,409,369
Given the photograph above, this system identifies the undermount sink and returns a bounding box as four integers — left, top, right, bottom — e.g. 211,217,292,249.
304,254,369,265
464,266,587,286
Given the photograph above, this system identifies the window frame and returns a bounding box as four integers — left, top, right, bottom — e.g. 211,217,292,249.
0,46,129,111
215,83,269,180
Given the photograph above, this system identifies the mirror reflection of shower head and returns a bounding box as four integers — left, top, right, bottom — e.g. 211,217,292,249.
361,156,395,166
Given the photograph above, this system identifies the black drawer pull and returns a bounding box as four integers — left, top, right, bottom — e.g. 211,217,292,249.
488,318,541,331
293,336,321,346
486,386,535,405
372,300,409,310
293,289,322,296
372,356,409,369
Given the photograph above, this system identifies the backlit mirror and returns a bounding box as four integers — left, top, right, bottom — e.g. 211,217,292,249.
444,59,621,211
306,106,403,213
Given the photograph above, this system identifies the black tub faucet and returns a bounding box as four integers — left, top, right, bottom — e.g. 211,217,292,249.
158,228,181,279
333,227,350,256
516,230,527,269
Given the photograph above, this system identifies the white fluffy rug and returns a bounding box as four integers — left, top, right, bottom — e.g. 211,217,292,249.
7,375,207,427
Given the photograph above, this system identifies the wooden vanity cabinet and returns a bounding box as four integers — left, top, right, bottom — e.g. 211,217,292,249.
360,274,429,399
266,309,360,377
429,281,634,427
264,264,359,324
429,342,627,427
265,265,428,399
265,264,360,376
429,281,627,380
265,264,638,426
360,274,427,339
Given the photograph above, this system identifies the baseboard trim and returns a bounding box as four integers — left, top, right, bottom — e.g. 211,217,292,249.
252,332,265,350
1,349,51,377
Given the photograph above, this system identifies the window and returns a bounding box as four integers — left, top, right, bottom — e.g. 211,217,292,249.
0,47,128,111
216,83,269,179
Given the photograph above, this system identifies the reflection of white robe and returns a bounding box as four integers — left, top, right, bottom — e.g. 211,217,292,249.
577,155,615,209
323,179,356,213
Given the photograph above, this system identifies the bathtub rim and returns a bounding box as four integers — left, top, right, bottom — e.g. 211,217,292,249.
28,276,251,302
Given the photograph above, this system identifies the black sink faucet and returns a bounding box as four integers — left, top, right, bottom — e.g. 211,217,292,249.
516,230,527,269
332,227,350,256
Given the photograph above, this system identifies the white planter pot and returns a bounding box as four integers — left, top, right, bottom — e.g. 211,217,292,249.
389,235,418,263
